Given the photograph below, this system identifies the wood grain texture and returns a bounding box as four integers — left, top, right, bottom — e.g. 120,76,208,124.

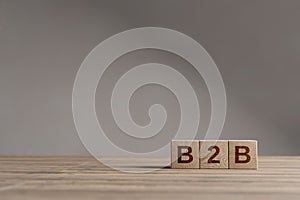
0,156,300,200
171,140,199,168
229,140,258,169
200,140,228,169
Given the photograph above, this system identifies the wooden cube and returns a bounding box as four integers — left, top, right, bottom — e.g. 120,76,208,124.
229,140,258,169
199,140,228,169
171,140,200,169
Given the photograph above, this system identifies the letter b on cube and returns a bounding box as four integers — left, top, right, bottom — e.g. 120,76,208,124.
171,140,199,169
229,140,257,169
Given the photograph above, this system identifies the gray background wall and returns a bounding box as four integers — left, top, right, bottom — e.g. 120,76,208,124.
1,0,300,156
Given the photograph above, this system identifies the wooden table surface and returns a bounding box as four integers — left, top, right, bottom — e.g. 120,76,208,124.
0,156,300,200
